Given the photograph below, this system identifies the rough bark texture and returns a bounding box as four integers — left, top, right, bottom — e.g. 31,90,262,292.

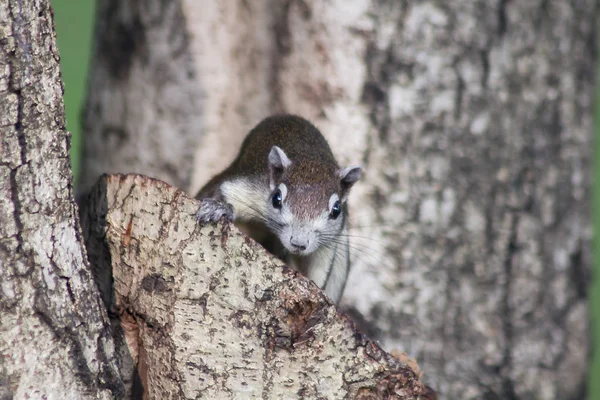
83,1,595,398
80,173,433,400
0,0,124,398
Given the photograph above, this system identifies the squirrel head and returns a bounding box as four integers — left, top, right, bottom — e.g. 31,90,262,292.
266,145,361,256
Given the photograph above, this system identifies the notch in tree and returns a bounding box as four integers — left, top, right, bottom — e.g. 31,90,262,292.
2,0,593,398
81,1,594,398
1,0,434,397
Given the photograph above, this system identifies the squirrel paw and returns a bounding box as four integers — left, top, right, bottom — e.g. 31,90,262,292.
196,199,234,224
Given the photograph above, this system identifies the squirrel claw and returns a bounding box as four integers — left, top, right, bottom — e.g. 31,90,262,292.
196,199,234,224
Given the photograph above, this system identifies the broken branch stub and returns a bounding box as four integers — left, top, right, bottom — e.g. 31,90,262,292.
82,173,434,399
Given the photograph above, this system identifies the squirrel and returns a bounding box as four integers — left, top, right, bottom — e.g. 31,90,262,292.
195,115,361,303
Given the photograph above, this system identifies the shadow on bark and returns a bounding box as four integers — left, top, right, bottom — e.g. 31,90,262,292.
79,176,143,398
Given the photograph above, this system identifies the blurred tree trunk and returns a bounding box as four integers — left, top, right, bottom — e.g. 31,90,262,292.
0,0,124,398
82,0,595,398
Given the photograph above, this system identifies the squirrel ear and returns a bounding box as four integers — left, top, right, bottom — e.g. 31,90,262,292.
339,166,362,197
268,146,291,188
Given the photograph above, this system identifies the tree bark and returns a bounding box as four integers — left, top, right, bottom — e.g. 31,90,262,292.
80,173,433,399
0,0,124,398
78,0,204,192
82,1,595,398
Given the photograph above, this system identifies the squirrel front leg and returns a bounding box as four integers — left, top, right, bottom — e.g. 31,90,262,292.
196,178,268,224
196,197,234,223
195,175,236,223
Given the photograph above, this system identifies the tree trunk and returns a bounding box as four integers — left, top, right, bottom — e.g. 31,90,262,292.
0,0,124,398
82,1,595,398
78,0,204,192
80,173,432,399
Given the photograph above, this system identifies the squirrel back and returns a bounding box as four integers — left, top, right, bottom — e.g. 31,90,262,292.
197,115,339,199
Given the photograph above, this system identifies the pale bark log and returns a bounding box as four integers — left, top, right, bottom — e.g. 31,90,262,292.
83,1,595,398
0,0,124,398
80,173,433,400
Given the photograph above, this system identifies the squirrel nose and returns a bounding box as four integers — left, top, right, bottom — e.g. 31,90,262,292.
290,237,308,251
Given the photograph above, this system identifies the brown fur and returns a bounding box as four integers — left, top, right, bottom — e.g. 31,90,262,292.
196,115,340,211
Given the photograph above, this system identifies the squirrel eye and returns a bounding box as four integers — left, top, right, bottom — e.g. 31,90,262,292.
330,201,341,219
272,189,283,209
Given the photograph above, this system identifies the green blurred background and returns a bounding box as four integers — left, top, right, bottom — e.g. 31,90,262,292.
53,0,95,177
51,0,599,397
